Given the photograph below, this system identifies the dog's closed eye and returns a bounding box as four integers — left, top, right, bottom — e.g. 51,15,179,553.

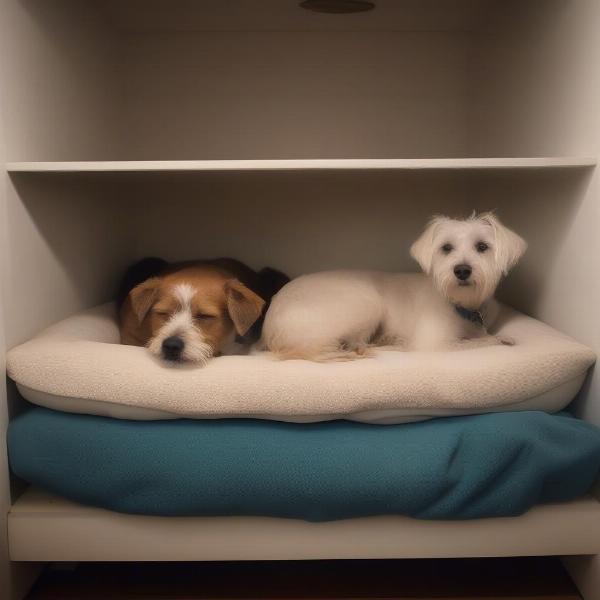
194,313,216,321
441,243,453,254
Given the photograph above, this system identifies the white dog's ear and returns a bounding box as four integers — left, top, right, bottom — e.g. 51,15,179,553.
479,213,527,274
129,277,160,322
410,216,448,273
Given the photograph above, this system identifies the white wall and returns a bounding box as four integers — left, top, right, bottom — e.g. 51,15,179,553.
104,0,492,34
111,0,487,161
130,172,470,276
469,0,600,425
3,176,133,348
0,3,134,594
0,0,118,161
118,31,470,160
0,0,133,345
0,62,44,600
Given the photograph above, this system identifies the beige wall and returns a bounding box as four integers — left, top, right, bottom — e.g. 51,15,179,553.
130,172,470,276
0,1,129,595
3,176,133,348
0,65,12,599
0,60,43,600
0,0,118,161
469,0,600,425
0,0,132,346
118,31,470,160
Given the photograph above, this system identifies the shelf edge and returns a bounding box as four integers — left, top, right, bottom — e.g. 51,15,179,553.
6,157,598,173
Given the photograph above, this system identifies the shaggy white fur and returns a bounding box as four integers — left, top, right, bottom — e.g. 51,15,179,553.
262,213,527,360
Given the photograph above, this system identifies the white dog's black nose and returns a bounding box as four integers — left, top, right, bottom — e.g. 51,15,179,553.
162,336,184,361
454,264,472,281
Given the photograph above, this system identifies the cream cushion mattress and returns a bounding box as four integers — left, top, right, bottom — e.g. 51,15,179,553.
6,303,596,424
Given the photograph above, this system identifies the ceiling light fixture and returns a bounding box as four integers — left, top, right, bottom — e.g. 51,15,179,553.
299,1,375,15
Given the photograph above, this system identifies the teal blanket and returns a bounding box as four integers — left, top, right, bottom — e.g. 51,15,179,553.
8,408,600,521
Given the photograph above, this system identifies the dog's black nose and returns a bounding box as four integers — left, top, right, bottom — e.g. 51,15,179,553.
454,264,472,281
162,336,184,360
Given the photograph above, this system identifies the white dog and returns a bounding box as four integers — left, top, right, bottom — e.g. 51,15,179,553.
262,213,527,360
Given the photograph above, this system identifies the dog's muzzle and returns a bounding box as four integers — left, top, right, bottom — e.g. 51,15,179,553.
162,336,184,361
454,264,472,282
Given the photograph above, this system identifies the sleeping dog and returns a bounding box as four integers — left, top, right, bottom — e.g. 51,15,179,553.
262,213,527,359
118,257,288,364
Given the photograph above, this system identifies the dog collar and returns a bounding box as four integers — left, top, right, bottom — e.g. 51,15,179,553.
454,304,484,326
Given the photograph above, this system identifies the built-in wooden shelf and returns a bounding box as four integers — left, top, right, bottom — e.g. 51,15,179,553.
8,488,600,562
6,157,597,173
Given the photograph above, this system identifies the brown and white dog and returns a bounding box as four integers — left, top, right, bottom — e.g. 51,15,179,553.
118,257,288,365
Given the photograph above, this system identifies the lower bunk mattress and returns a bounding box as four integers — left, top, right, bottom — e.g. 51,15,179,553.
8,408,600,521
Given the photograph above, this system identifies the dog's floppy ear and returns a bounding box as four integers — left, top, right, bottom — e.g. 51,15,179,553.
225,279,266,336
410,216,448,273
129,277,160,323
479,212,527,274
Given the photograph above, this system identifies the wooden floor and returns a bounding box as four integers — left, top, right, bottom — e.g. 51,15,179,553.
26,557,580,599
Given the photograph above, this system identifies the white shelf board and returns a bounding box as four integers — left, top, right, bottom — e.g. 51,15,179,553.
6,157,597,173
9,488,600,561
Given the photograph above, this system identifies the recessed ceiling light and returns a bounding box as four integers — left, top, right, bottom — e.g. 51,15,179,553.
299,0,375,15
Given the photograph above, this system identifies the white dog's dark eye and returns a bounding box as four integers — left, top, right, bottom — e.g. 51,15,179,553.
441,243,453,254
476,242,489,253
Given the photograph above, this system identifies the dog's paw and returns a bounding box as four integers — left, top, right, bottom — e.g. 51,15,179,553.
496,334,516,346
